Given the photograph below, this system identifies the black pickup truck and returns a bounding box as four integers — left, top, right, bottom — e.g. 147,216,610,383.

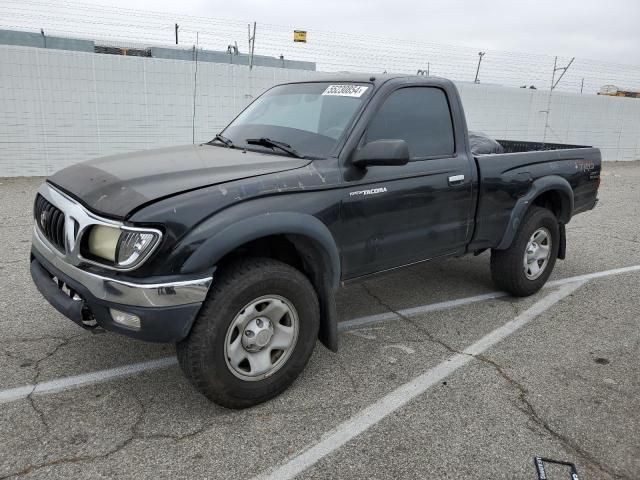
30,75,601,408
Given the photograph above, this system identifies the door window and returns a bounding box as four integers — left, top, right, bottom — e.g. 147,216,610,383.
365,87,455,159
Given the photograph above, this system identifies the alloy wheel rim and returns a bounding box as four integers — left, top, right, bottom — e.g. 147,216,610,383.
523,227,552,280
224,295,299,381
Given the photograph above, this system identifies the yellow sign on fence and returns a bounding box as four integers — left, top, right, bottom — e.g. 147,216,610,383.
294,30,307,43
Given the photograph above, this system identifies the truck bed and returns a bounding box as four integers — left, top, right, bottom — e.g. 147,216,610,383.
469,145,601,251
496,139,592,153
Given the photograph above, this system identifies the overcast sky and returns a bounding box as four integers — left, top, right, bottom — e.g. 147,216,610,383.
83,0,640,65
2,0,639,91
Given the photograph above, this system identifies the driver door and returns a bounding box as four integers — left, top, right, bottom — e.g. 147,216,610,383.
338,86,474,279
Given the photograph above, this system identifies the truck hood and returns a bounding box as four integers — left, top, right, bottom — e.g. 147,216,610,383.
48,144,311,219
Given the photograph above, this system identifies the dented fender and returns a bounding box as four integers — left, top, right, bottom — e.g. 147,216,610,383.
496,175,574,250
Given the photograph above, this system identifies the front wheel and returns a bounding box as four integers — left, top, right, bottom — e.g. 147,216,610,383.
177,258,320,409
490,206,560,297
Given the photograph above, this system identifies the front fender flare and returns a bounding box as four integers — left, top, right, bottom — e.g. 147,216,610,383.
180,212,342,352
180,212,341,290
496,175,574,250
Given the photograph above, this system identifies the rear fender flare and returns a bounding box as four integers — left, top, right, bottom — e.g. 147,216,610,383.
496,175,573,250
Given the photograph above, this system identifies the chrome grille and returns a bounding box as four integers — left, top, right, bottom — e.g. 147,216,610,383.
34,194,66,252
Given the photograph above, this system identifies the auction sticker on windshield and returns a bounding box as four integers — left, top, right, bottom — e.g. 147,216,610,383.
322,84,369,97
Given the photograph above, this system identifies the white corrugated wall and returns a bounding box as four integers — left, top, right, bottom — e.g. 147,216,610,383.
457,82,640,162
0,45,317,177
1,45,638,177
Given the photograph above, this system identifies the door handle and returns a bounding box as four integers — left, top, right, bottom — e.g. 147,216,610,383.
448,174,465,186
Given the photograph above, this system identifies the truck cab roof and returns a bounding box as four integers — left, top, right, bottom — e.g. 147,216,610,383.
283,73,456,90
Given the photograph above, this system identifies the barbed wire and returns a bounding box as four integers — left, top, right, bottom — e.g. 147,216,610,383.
1,0,639,94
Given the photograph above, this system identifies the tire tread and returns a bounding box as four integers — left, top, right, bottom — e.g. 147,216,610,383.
177,257,319,409
490,206,559,297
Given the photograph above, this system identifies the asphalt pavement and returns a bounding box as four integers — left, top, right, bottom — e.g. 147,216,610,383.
0,162,638,480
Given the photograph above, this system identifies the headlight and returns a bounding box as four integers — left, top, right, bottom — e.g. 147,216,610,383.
86,225,161,270
87,225,120,262
116,230,159,268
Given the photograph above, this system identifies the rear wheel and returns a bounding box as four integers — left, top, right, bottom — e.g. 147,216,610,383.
490,206,560,296
177,258,319,409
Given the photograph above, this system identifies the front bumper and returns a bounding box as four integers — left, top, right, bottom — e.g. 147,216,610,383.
31,227,212,342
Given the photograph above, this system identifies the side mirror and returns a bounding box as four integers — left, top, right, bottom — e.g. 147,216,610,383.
352,139,410,167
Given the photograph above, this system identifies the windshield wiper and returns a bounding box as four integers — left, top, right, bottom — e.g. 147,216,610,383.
246,137,305,159
208,133,234,148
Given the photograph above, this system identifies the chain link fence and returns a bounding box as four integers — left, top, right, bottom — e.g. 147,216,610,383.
2,0,640,94
1,0,639,176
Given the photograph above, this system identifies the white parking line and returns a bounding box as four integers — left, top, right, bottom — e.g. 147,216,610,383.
341,263,640,331
0,290,510,405
0,357,177,405
338,290,509,331
252,281,586,480
547,264,640,286
1,264,639,405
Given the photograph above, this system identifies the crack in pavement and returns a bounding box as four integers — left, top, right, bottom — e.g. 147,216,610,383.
27,337,82,434
359,283,441,345
476,355,631,480
361,283,631,480
361,283,460,355
1,392,219,479
18,333,87,439
1,391,148,479
0,335,86,345
2,279,633,478
1,390,366,479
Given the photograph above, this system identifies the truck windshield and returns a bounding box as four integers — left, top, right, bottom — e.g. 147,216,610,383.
220,82,372,158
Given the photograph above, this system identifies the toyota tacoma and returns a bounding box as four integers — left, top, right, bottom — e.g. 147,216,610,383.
30,75,601,408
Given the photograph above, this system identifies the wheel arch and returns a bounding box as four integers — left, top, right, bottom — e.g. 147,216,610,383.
180,212,341,352
496,175,574,250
